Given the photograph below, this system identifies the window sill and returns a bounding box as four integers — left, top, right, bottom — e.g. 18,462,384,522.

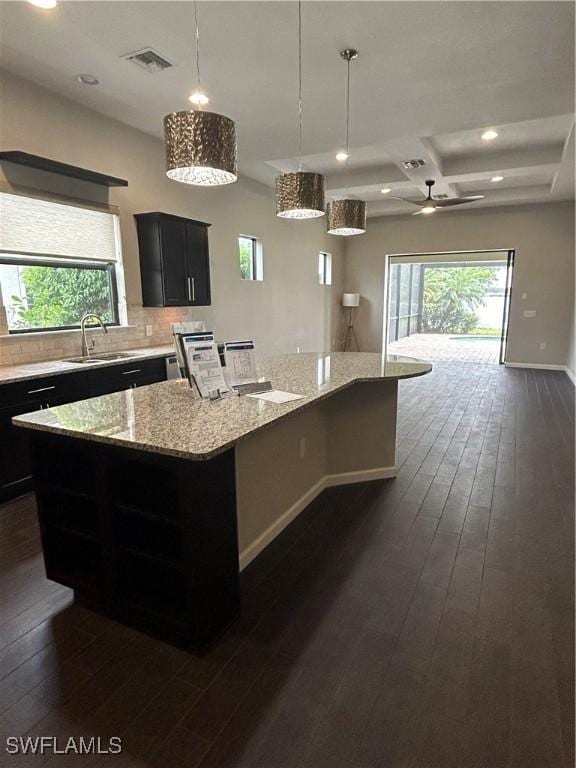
0,325,137,340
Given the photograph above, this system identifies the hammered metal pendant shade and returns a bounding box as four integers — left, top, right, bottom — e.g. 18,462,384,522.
327,199,366,236
276,172,326,219
164,110,238,186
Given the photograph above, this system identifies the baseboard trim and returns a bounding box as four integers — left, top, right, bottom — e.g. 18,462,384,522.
238,465,397,570
324,465,398,487
505,362,576,385
505,362,566,370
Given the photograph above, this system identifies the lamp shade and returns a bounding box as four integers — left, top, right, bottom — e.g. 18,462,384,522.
164,110,238,186
327,199,366,236
276,172,325,219
342,292,360,307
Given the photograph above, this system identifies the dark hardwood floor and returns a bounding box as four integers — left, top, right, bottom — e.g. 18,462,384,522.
1,363,573,768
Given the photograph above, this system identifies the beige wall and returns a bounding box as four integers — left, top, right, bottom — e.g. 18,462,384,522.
344,203,575,368
0,70,345,365
568,297,576,379
236,379,398,568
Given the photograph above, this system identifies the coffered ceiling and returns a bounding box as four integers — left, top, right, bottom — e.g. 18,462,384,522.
0,1,574,217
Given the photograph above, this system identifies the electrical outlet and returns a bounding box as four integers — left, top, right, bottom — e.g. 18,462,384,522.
299,437,307,460
296,346,301,354
145,325,153,337
540,342,547,350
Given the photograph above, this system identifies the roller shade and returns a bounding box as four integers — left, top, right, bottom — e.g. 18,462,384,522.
389,251,509,265
0,192,119,262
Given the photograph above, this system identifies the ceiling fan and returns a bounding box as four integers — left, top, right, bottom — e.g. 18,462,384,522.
389,179,485,215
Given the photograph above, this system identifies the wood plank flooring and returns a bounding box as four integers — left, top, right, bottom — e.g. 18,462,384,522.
0,363,573,768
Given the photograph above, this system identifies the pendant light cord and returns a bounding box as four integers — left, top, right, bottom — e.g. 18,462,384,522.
194,1,202,108
297,0,303,168
345,56,351,160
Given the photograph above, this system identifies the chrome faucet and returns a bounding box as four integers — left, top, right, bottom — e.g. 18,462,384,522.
80,313,108,357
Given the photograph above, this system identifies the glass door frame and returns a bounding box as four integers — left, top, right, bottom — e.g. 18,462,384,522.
383,249,515,365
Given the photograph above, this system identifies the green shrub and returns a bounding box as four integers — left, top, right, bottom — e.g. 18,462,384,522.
12,265,112,329
422,267,497,334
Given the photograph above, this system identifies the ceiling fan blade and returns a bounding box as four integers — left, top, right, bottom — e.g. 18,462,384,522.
411,210,424,216
388,196,424,208
435,196,485,207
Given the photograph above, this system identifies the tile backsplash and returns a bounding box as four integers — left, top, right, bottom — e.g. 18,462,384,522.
0,305,196,366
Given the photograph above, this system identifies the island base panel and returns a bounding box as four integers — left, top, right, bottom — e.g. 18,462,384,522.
236,380,399,569
30,433,240,650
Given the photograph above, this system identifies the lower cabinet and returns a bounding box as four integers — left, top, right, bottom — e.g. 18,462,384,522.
0,372,88,502
0,356,167,503
87,357,166,397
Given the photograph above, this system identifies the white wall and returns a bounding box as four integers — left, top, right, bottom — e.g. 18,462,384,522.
0,70,345,365
344,203,575,368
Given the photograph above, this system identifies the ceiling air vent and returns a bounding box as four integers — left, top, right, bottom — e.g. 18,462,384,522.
401,159,426,169
123,48,173,74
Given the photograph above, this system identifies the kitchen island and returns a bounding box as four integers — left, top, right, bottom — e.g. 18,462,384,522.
14,352,431,648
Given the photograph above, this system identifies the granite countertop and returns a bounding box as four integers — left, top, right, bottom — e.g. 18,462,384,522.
13,352,432,460
0,345,175,385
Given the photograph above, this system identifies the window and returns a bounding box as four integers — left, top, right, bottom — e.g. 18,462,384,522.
0,257,118,332
318,252,332,285
0,192,122,333
238,235,263,281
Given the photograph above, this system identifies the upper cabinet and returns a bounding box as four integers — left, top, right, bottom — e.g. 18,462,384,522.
135,212,212,307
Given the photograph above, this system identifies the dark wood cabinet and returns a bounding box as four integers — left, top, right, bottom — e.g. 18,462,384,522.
0,371,88,502
30,433,239,649
135,212,211,307
87,357,166,397
0,357,167,503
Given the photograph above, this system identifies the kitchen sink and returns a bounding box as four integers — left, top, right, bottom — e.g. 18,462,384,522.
66,352,137,364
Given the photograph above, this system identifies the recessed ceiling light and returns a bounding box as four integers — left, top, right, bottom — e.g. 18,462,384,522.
491,175,504,183
481,129,498,141
380,188,391,194
336,151,349,162
28,0,57,8
76,74,100,86
188,91,209,107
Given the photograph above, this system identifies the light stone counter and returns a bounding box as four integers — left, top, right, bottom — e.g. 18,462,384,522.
0,345,175,385
13,353,431,462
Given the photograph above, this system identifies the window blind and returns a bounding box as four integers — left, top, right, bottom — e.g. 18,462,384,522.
0,192,119,262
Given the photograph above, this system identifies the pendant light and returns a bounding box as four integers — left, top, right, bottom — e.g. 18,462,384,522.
164,2,237,186
327,49,366,236
276,0,325,219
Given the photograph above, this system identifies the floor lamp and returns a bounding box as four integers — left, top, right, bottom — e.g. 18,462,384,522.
342,293,360,351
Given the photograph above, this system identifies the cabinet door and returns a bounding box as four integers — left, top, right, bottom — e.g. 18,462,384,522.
87,358,166,397
0,398,43,501
160,218,190,306
185,223,211,306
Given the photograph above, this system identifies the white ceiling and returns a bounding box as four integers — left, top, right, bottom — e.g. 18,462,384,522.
0,0,574,217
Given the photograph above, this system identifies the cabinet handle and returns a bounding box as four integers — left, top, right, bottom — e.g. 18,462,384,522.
187,276,192,302
121,369,142,375
191,276,196,302
27,385,56,395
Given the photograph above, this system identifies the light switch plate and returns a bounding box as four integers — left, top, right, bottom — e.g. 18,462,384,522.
523,310,536,318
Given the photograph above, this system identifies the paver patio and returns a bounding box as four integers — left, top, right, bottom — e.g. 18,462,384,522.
387,332,501,363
